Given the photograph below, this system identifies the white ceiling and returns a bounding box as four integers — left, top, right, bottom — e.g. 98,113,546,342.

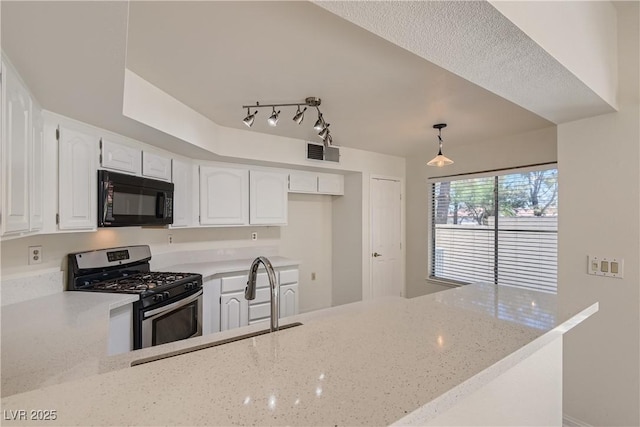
1,1,591,160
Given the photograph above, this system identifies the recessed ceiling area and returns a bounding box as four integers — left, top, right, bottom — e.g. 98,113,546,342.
2,1,557,159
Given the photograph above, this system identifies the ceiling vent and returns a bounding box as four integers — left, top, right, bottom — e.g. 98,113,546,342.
307,142,340,163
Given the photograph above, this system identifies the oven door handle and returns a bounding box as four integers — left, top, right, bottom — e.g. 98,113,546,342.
144,290,203,318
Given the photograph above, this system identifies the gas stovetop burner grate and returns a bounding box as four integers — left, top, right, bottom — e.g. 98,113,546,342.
88,272,199,293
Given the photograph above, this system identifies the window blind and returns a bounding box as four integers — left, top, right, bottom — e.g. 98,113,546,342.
431,167,558,293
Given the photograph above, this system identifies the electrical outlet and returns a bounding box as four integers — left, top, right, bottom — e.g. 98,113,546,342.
28,246,42,265
251,232,258,241
168,234,173,244
311,272,316,280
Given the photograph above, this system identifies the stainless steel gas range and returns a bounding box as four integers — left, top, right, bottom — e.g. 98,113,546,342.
67,245,202,350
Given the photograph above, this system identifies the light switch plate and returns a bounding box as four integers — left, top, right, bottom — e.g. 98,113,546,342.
587,255,624,278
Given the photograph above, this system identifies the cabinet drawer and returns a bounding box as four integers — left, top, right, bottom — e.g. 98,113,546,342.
220,272,269,293
249,302,271,321
249,287,270,305
220,275,246,293
249,318,269,326
279,269,299,285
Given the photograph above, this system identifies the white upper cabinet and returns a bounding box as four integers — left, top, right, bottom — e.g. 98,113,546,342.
29,105,44,231
200,166,249,225
288,171,344,196
288,172,318,193
1,59,32,235
317,173,344,195
101,138,142,175
142,151,171,181
250,170,288,225
171,158,194,228
58,125,98,230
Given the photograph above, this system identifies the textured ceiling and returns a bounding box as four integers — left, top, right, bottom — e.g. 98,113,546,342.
312,0,615,123
0,1,598,160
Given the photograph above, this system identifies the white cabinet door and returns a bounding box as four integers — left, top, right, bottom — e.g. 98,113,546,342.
279,284,299,319
101,139,142,175
250,170,288,225
142,151,171,181
1,60,31,235
288,172,317,193
200,166,249,225
58,126,98,230
29,105,44,231
220,290,249,331
202,278,221,335
317,173,344,195
171,158,194,228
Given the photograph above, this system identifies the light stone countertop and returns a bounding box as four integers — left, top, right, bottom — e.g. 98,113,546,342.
1,256,300,398
0,283,597,426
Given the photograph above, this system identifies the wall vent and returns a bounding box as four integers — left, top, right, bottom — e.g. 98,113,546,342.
307,143,324,160
307,142,340,162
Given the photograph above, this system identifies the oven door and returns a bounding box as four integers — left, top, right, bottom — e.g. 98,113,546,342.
140,290,203,349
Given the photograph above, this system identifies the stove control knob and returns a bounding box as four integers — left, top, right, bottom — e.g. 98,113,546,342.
153,294,162,302
163,292,171,299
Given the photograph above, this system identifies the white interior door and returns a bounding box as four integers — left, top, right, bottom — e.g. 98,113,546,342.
371,177,402,298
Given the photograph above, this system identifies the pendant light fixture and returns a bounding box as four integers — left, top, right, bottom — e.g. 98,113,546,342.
241,97,334,145
427,123,454,167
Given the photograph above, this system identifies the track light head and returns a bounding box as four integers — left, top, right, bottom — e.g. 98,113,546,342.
267,108,280,127
313,112,325,132
318,123,331,140
293,106,307,124
243,108,258,128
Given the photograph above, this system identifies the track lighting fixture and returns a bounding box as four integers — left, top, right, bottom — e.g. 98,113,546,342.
243,107,258,128
267,107,280,127
293,106,307,124
242,97,333,143
318,123,330,140
313,112,325,132
427,123,454,167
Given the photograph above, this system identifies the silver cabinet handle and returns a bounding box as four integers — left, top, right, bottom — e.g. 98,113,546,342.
372,252,382,257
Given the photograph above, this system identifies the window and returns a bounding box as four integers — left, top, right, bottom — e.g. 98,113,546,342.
431,166,558,293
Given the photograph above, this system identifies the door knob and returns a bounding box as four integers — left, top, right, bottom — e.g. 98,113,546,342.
372,252,382,257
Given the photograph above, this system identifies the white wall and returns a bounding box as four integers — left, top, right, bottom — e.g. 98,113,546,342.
332,173,363,306
405,127,557,298
557,5,639,425
280,193,333,313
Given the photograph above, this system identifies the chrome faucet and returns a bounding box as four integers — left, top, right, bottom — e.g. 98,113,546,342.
245,256,279,332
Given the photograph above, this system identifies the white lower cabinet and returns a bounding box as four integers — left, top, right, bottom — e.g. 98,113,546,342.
279,284,299,319
220,290,249,331
212,266,299,333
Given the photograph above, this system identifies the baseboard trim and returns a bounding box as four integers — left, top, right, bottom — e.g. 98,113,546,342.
563,414,593,427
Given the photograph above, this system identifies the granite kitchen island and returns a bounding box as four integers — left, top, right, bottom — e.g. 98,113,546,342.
1,283,597,426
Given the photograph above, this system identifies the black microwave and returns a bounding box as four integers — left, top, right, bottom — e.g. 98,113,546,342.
98,170,174,227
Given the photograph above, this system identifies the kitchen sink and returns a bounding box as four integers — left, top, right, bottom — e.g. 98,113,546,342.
131,322,303,367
